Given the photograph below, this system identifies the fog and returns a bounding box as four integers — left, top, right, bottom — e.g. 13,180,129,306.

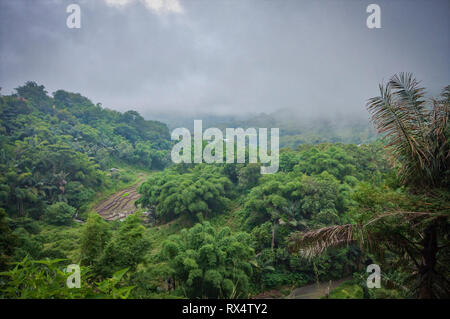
0,0,448,120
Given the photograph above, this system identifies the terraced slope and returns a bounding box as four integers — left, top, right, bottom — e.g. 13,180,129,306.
95,179,146,221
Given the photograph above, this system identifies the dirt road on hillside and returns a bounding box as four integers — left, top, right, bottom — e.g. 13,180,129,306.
287,277,352,299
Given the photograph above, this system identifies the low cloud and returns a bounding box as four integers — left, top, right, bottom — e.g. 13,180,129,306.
104,0,183,14
0,0,448,119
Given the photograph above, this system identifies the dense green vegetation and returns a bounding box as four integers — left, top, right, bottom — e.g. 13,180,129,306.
0,81,171,221
137,165,233,223
0,81,170,277
0,75,448,299
289,74,450,298
160,222,254,298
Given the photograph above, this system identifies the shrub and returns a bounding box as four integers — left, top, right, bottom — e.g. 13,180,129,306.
44,202,76,226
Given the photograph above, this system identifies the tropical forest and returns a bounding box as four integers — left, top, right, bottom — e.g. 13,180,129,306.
0,74,448,299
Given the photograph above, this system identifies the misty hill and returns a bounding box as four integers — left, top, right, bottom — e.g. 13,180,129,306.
146,108,377,148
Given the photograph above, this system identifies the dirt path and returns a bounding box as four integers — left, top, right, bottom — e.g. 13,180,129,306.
95,177,147,221
287,277,351,299
251,276,352,299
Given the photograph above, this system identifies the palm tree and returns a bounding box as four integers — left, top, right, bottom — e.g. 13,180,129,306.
367,73,449,188
288,73,449,298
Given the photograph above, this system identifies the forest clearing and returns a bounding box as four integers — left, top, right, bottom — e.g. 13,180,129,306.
95,177,147,221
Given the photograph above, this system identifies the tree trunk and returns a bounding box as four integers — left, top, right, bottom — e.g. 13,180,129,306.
17,199,24,217
271,221,275,251
418,222,438,299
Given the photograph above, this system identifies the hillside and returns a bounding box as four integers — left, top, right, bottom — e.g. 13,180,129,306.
0,82,171,221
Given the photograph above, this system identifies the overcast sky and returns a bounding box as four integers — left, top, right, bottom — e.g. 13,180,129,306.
0,0,448,118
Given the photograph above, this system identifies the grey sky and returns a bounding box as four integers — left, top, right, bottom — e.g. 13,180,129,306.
0,0,448,118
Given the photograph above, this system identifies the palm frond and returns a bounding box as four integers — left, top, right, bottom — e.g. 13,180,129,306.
428,86,450,186
288,224,355,259
389,72,428,133
288,211,447,259
363,211,443,227
366,73,450,188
